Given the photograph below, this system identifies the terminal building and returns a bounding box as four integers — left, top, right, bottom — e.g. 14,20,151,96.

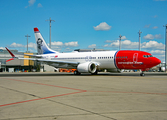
0,49,38,72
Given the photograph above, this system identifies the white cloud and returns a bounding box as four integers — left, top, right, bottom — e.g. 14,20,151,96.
104,40,138,49
25,0,37,8
28,42,36,49
121,36,127,40
51,41,63,46
88,44,96,48
150,50,165,55
9,43,25,48
143,34,163,40
152,26,158,29
154,34,163,39
106,40,119,47
64,41,79,47
51,46,62,52
28,0,36,6
64,48,72,52
121,40,138,49
150,50,165,62
50,41,79,52
141,41,165,50
143,34,154,40
144,24,151,28
93,22,112,31
105,40,112,43
38,3,43,7
0,47,5,49
103,39,165,51
105,36,127,43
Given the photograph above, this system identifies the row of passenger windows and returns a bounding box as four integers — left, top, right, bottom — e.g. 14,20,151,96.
54,56,129,60
54,55,153,60
116,56,128,59
54,56,113,60
143,55,153,58
98,56,113,59
55,57,96,59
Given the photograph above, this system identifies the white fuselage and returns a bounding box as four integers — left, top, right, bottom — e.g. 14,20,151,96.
41,51,117,69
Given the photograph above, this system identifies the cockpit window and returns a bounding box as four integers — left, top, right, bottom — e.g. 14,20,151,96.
143,55,153,58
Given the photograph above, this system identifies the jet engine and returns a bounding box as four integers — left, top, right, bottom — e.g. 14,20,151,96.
77,62,97,73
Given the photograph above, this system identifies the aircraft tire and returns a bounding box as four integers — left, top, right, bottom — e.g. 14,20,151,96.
74,70,81,75
140,73,145,76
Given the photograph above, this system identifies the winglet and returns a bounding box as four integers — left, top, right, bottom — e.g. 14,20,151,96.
5,47,15,58
6,58,14,62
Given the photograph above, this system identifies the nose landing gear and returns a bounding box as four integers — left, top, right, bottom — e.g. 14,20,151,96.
140,69,145,76
140,72,145,76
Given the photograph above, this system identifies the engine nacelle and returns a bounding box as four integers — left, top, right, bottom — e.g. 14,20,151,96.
77,62,97,73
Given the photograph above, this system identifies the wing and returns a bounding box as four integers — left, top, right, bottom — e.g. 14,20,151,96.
19,57,79,65
19,58,79,68
6,47,79,68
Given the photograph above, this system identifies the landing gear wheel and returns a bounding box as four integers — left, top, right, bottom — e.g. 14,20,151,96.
74,70,81,75
140,73,145,76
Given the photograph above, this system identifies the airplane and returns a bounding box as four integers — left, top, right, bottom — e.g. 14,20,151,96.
6,27,161,76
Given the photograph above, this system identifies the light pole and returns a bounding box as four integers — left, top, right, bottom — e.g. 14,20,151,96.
46,17,55,48
138,30,142,51
25,34,30,53
163,24,167,71
119,34,122,50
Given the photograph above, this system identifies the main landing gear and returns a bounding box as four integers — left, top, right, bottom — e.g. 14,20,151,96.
74,70,98,75
74,70,81,75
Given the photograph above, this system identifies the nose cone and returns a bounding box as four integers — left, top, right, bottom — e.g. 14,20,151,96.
153,57,161,66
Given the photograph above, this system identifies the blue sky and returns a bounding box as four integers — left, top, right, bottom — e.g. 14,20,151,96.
0,0,167,61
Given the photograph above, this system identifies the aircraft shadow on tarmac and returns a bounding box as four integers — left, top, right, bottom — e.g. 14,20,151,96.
0,72,166,77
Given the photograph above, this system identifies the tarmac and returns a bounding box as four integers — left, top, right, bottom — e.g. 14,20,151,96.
0,72,167,120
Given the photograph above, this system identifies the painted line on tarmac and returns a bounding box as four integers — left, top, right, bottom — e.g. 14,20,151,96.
87,91,167,95
2,78,86,92
0,78,87,107
1,77,166,108
0,91,85,107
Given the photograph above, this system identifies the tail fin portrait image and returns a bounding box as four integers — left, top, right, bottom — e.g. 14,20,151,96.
34,28,57,54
